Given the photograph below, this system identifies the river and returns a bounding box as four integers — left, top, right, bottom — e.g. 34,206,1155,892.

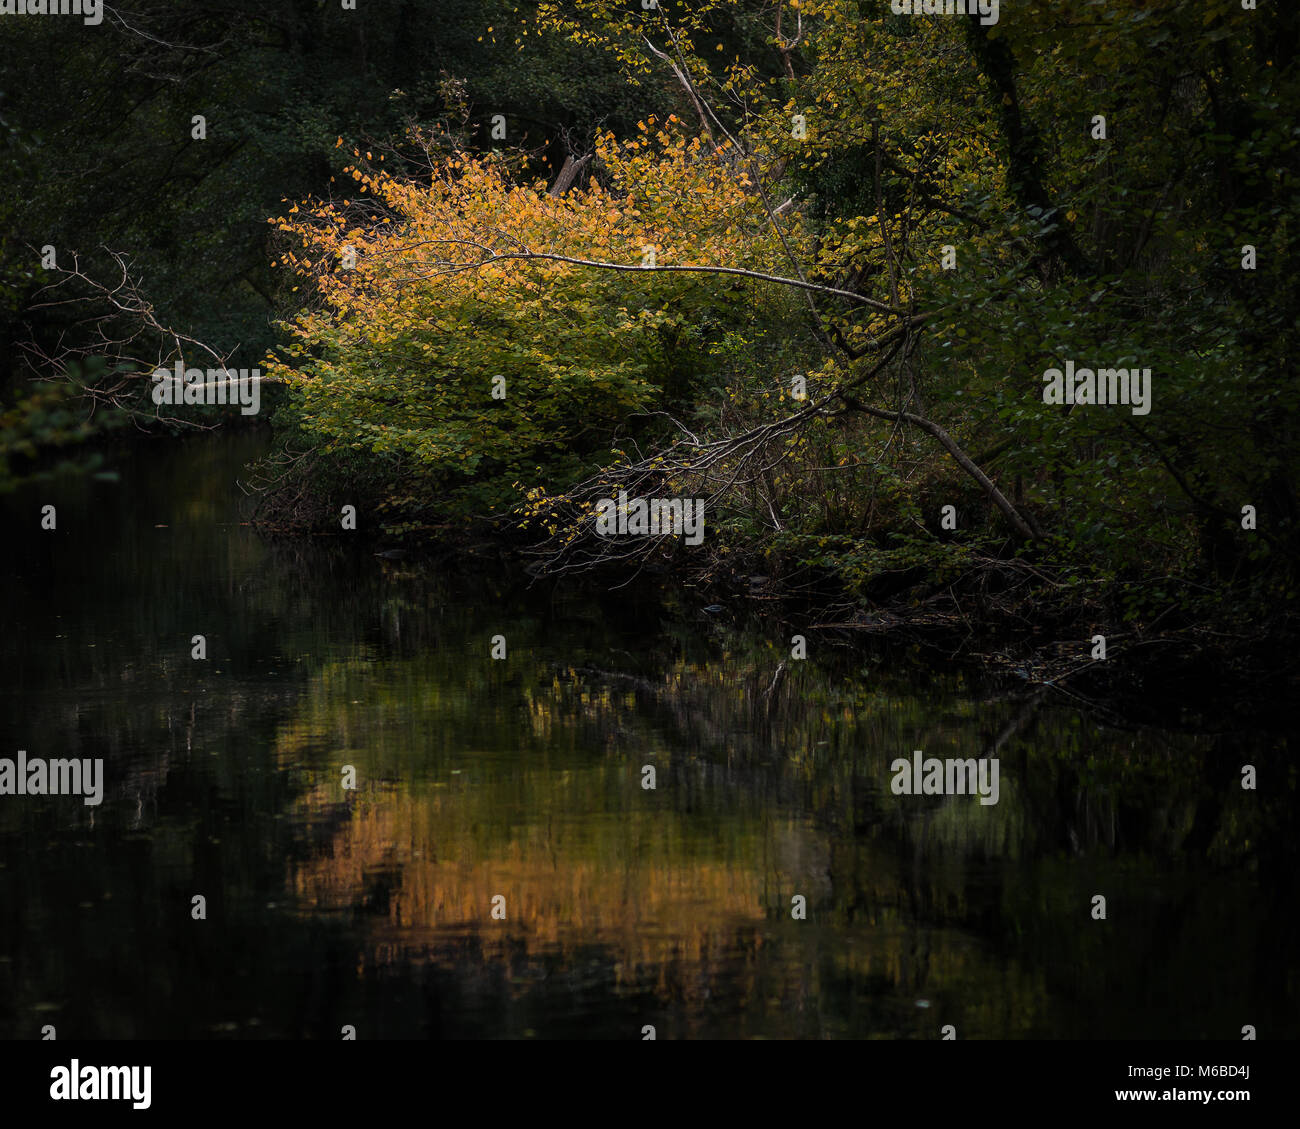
1,433,1294,1039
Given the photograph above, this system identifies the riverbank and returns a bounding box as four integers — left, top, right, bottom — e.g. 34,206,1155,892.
330,519,1299,731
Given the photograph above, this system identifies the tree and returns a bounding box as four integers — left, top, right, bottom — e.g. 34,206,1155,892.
263,0,1298,639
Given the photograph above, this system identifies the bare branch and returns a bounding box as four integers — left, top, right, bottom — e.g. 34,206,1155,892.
19,247,283,429
393,242,910,315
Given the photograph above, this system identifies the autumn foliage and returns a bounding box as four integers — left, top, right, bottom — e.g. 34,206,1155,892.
263,121,801,527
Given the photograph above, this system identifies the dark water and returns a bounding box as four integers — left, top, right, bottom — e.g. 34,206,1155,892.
1,434,1295,1040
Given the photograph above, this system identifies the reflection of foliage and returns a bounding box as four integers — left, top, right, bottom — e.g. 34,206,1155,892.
2,429,1292,1036
270,600,1294,1037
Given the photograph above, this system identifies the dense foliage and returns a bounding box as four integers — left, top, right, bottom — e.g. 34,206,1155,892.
4,1,1297,646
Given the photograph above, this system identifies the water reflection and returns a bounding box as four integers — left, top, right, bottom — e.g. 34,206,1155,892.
0,434,1294,1039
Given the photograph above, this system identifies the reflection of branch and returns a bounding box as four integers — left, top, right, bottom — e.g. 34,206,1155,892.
984,689,1047,758
926,689,1046,819
764,661,788,699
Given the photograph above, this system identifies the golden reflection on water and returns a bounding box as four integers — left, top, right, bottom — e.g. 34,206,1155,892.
2,433,1286,1039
